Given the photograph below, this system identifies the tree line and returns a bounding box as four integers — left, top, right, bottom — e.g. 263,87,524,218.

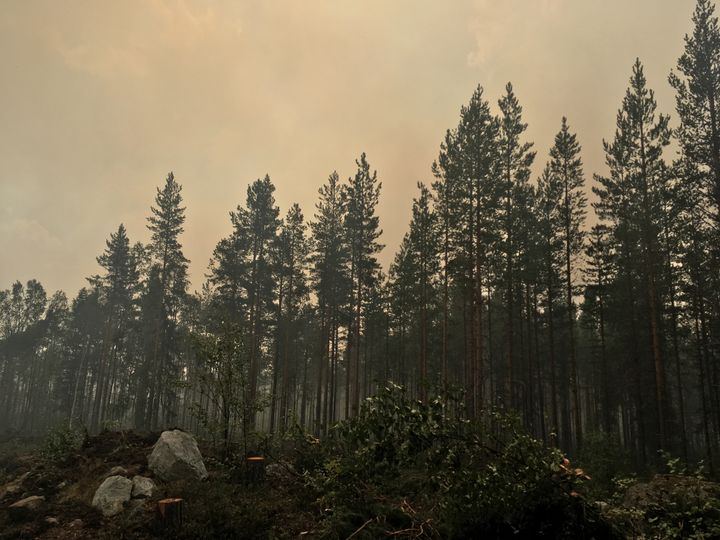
2,0,720,468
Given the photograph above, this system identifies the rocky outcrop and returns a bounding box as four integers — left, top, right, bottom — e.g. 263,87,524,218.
147,430,208,482
92,475,132,517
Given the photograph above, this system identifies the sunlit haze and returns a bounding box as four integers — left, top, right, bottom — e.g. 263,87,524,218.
0,0,693,294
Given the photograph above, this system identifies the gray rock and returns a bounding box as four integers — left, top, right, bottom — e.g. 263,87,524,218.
92,475,132,517
147,430,208,482
131,476,156,498
45,516,59,526
107,466,128,477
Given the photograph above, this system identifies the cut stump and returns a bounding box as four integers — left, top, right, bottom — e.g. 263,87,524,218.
246,456,265,484
157,498,183,530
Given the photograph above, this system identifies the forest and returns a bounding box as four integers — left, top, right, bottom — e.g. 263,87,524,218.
4,1,720,538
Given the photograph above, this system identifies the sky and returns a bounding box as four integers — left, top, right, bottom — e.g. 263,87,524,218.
0,0,697,296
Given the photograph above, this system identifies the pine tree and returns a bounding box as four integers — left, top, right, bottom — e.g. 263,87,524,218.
432,129,461,388
407,183,440,402
497,82,536,410
536,164,563,444
581,224,614,436
310,172,350,432
594,60,672,455
136,172,190,430
549,117,587,450
210,175,280,430
271,203,310,432
670,0,720,224
87,224,139,430
454,85,501,417
344,153,383,417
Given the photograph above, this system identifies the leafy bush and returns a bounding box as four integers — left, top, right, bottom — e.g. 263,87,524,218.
40,422,85,463
577,430,632,496
302,384,618,539
601,453,720,539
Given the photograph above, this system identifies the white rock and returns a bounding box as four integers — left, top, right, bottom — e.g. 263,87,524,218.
92,475,132,517
131,476,156,498
147,430,208,482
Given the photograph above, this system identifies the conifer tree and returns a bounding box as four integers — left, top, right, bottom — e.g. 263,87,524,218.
344,153,383,417
310,172,350,432
407,183,440,402
136,172,189,430
549,117,587,450
497,82,536,409
271,203,310,432
595,60,672,455
211,175,280,430
87,224,139,431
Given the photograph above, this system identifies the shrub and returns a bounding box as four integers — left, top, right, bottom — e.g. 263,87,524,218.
577,430,632,496
40,422,86,463
303,384,619,539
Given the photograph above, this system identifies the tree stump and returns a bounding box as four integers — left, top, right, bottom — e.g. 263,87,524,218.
157,498,183,530
246,456,266,484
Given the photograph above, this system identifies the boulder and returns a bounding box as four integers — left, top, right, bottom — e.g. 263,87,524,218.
148,430,208,482
131,476,156,498
92,475,132,517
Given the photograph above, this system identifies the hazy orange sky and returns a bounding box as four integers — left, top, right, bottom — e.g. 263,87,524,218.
0,0,695,295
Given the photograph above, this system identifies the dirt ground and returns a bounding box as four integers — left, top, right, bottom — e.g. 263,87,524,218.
0,431,318,539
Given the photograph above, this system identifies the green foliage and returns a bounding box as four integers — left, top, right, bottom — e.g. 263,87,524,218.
301,384,617,539
599,452,720,539
603,475,720,539
40,422,85,463
577,430,632,495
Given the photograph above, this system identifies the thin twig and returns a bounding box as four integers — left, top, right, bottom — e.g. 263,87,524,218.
346,518,373,540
